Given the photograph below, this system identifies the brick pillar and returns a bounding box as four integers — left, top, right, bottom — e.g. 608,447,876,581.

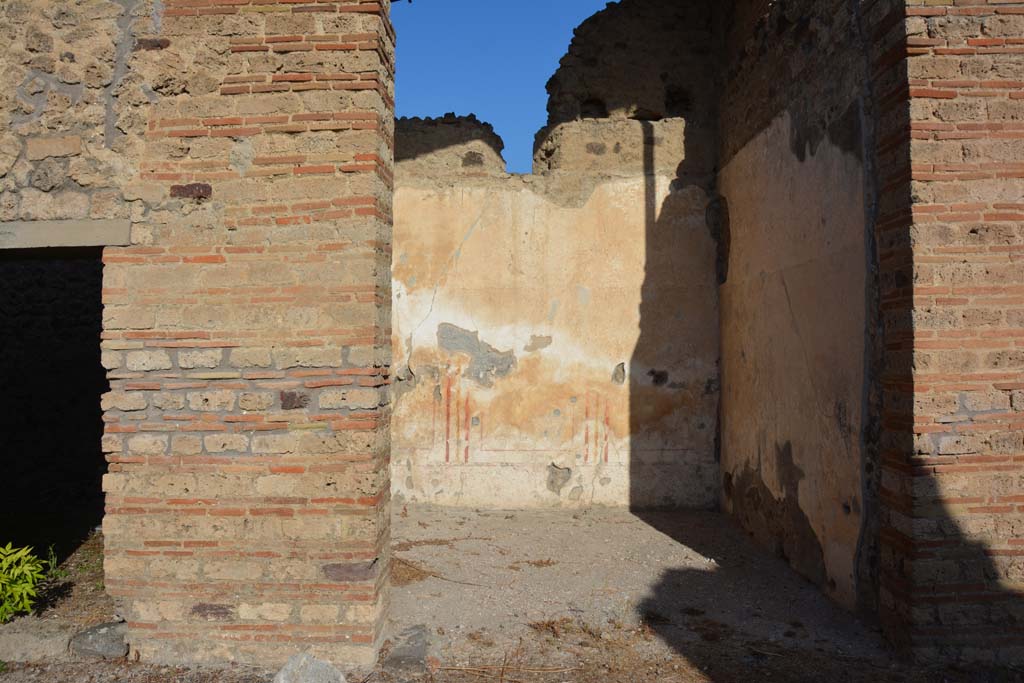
879,0,1024,663
100,0,393,668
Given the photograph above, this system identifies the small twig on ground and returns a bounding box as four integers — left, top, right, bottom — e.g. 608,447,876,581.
747,647,784,658
439,669,526,683
392,556,491,588
439,665,580,674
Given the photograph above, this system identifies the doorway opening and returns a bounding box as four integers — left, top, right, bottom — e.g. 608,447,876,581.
0,247,107,562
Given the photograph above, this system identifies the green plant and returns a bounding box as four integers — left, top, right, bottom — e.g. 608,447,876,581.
45,545,68,581
0,544,47,623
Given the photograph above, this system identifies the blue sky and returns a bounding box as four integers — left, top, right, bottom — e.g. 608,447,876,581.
392,0,611,174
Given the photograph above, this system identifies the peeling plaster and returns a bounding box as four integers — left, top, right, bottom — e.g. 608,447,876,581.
436,323,516,388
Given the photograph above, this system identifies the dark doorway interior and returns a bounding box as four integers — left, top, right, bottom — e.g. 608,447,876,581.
0,247,106,562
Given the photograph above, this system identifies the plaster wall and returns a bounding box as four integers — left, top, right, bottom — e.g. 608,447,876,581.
713,0,886,612
392,164,719,509
718,112,868,608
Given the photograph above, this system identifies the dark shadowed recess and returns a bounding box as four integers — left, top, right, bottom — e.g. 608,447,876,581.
0,247,107,562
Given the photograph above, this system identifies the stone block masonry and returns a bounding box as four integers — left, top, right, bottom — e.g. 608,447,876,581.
96,0,394,669
879,0,1024,664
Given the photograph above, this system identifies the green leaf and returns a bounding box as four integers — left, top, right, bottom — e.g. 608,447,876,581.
0,543,46,623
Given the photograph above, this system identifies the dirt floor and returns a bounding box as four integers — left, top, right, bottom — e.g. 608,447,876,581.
0,506,1020,682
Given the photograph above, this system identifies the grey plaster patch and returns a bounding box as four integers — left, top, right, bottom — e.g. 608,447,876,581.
107,0,141,148
152,0,165,33
13,72,84,126
437,323,515,387
612,362,626,385
547,464,572,494
229,139,255,175
273,653,346,683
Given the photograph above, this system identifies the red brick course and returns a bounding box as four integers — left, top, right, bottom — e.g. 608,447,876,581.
100,0,393,669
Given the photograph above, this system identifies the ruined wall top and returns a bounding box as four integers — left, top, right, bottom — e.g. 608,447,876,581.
543,0,718,126
396,114,506,177
535,0,718,179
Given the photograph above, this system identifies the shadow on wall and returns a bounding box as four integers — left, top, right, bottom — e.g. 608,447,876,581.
533,0,724,503
0,248,107,562
623,119,722,508
630,0,1024,671
535,0,725,508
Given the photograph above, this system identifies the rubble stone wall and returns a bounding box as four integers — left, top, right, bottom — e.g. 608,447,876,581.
0,1,135,232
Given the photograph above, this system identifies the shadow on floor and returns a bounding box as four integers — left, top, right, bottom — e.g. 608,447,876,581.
631,511,1001,683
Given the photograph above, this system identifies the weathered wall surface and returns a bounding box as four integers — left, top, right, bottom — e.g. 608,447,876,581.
392,149,719,509
718,113,868,608
717,0,883,610
391,0,722,510
0,1,133,230
396,114,506,176
1,0,1017,667
537,0,718,179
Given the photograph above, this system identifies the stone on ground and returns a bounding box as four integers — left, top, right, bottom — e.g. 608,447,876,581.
383,624,430,672
69,622,128,659
273,653,347,683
